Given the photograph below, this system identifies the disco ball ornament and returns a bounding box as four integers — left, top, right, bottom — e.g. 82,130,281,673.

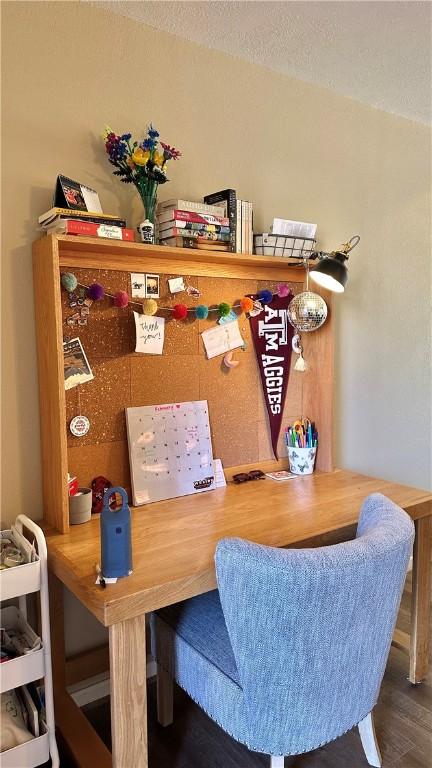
287,291,328,332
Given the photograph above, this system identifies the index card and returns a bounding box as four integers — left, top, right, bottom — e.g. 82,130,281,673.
201,320,244,359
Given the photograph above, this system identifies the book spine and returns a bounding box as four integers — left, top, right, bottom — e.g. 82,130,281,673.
157,199,225,217
241,201,247,254
158,220,230,233
160,228,230,241
39,207,124,224
57,220,134,240
203,190,237,252
236,199,242,253
227,190,236,253
162,237,229,250
44,214,127,228
249,202,253,254
158,209,229,226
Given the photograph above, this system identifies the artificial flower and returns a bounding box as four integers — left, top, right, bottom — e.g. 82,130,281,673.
147,124,159,139
151,165,168,182
153,151,164,167
132,148,150,166
160,142,182,161
142,138,154,151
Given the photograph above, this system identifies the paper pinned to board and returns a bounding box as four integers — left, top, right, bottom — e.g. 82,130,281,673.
201,320,244,359
134,312,165,354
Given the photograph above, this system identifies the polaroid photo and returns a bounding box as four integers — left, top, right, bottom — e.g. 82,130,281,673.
131,273,146,299
63,337,94,390
145,273,160,298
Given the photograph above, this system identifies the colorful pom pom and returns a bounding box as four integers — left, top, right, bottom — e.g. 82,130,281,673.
240,296,254,314
218,302,231,317
195,304,209,320
277,283,290,298
114,290,129,308
258,289,273,305
142,298,158,316
61,272,78,292
172,303,188,320
88,282,105,301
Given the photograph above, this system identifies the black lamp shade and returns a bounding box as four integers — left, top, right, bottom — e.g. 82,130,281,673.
310,254,348,293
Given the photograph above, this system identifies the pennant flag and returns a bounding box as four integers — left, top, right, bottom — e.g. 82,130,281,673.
249,291,295,459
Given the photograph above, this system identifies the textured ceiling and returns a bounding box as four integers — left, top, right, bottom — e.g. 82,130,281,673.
94,0,431,125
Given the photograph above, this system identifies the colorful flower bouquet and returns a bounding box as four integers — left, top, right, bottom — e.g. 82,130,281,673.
103,124,181,227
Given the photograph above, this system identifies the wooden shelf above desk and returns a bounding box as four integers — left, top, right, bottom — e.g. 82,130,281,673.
33,234,333,533
47,234,308,281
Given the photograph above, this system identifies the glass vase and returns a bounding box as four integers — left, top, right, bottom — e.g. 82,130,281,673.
138,180,158,228
137,180,158,244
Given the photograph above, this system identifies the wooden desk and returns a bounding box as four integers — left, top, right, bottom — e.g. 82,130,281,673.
45,470,432,768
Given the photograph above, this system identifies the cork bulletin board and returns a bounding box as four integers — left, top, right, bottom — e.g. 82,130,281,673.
62,267,330,499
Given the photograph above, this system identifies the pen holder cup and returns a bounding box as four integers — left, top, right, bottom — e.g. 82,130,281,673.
69,488,92,525
287,446,317,475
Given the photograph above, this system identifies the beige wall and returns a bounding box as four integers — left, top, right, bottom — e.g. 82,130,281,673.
2,2,431,647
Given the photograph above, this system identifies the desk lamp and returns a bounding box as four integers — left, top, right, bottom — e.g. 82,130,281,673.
309,235,360,293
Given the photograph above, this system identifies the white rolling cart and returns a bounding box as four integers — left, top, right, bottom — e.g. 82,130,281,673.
0,515,59,768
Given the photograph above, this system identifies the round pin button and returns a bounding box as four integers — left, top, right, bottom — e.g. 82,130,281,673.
70,415,90,437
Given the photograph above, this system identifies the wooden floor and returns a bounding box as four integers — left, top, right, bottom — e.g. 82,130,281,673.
64,577,432,768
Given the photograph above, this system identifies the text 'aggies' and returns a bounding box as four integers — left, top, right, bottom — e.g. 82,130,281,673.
258,305,289,415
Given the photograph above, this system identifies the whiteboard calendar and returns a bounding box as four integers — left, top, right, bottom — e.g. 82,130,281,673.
126,401,215,506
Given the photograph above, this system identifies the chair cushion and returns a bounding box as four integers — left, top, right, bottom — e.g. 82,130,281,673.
152,591,251,748
155,590,240,684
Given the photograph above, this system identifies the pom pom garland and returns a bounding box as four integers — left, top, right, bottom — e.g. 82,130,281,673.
195,304,209,320
61,272,78,292
218,302,231,317
240,296,254,314
258,289,273,305
277,283,290,298
88,282,105,301
114,290,129,308
172,303,188,320
61,277,282,318
142,298,158,316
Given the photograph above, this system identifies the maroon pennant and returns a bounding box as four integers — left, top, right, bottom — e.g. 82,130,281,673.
249,291,295,459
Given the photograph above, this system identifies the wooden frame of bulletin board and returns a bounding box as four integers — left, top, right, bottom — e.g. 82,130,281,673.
33,235,333,534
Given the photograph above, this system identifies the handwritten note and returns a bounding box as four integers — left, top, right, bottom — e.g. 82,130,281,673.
201,320,244,359
134,312,165,354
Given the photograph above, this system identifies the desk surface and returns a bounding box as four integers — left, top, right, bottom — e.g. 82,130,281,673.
44,469,432,626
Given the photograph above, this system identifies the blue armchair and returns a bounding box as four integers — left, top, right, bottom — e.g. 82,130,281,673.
151,493,414,766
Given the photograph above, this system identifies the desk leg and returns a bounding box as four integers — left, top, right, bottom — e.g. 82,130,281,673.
49,571,112,767
409,516,432,684
48,571,66,692
109,614,148,768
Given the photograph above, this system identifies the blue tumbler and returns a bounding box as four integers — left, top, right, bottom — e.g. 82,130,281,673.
100,487,132,578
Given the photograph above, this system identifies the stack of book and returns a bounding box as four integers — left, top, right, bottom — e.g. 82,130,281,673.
39,207,135,241
204,190,253,254
156,199,231,251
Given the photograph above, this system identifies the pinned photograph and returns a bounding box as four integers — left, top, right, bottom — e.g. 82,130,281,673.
131,272,146,299
145,273,160,298
63,338,94,390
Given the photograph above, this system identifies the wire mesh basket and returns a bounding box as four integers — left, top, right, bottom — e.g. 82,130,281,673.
254,233,316,259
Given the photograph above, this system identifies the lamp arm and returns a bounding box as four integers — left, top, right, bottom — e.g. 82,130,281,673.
311,235,360,264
